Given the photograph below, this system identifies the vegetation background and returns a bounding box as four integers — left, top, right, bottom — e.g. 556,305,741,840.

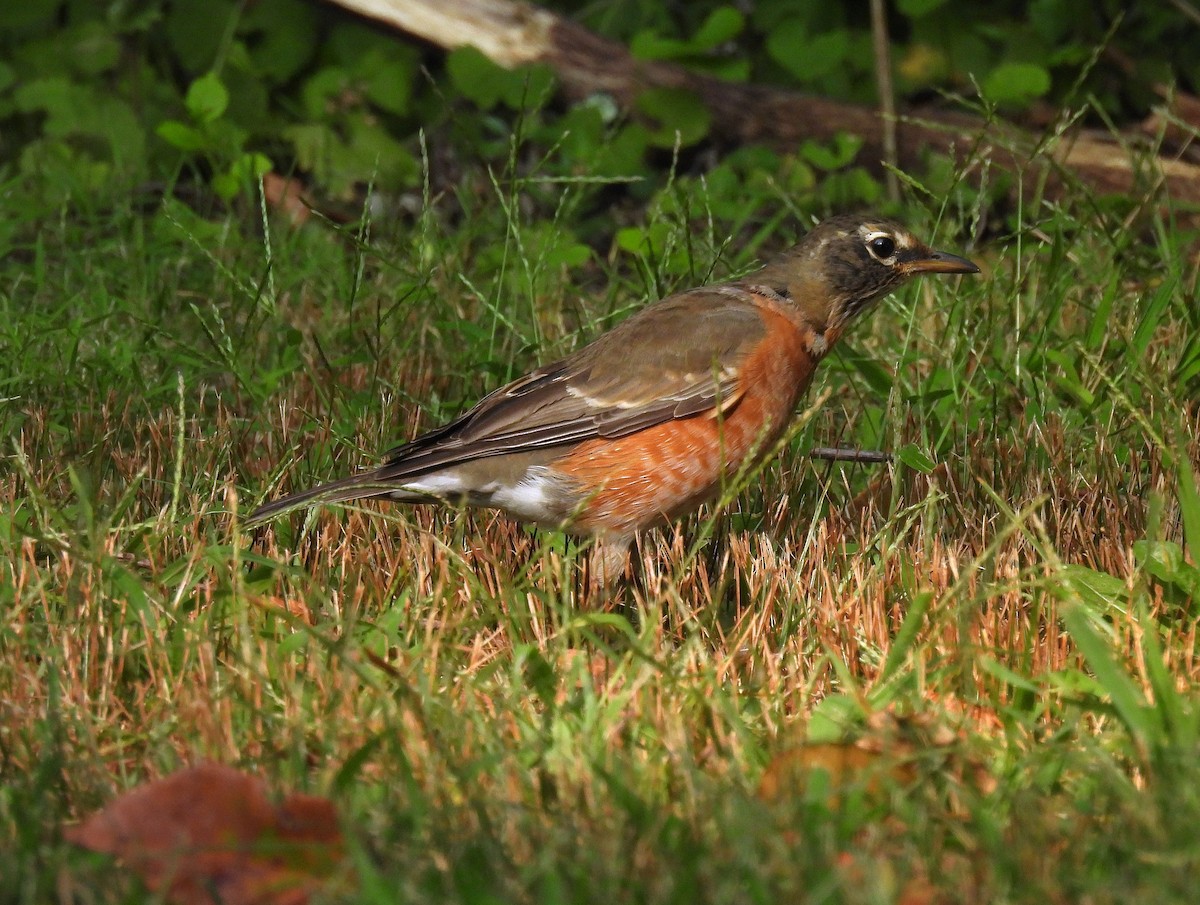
3,0,1200,902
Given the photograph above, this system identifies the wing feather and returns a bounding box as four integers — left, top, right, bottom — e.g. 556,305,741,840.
373,288,767,481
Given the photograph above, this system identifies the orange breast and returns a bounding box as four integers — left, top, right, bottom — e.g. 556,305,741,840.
549,308,817,538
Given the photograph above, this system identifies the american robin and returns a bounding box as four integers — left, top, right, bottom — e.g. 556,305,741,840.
249,213,978,583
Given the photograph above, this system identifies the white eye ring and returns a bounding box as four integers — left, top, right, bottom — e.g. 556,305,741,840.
865,232,897,262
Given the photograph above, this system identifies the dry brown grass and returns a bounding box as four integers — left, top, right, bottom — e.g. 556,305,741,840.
6,198,1200,902
7,340,1196,801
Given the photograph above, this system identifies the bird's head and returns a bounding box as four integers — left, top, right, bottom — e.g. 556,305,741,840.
755,213,979,340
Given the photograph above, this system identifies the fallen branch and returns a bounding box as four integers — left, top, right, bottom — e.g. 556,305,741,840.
329,0,1200,203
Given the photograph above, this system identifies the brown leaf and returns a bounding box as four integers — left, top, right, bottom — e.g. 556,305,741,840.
261,173,312,226
65,763,345,905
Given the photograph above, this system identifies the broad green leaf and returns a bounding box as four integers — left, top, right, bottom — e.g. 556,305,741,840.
363,56,415,116
631,8,742,60
768,23,850,83
69,22,121,75
895,444,936,474
156,120,208,152
186,71,229,123
301,67,349,119
616,222,674,259
635,87,710,148
1133,540,1200,597
212,152,272,200
982,62,1051,104
844,350,893,395
799,133,863,171
806,693,865,744
446,46,508,109
499,64,556,110
12,76,72,116
165,0,236,73
243,0,319,82
543,242,591,269
630,31,690,61
692,6,745,48
1059,564,1127,613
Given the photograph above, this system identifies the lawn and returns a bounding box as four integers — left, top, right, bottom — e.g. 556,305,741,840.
3,145,1200,902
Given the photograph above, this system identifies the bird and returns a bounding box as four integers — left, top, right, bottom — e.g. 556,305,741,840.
248,213,979,584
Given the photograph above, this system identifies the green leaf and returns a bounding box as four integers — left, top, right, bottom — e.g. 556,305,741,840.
806,693,865,744
212,152,272,200
1059,564,1127,613
363,56,415,116
186,71,229,124
1058,602,1152,743
844,350,893,394
1085,274,1119,350
499,64,556,110
979,657,1041,694
243,0,319,82
631,8,742,60
1131,275,1177,359
1174,331,1200,384
767,22,850,83
799,133,863,171
69,22,121,76
876,590,932,685
165,0,237,73
616,222,673,259
1177,455,1200,564
14,78,144,170
12,76,72,117
447,46,508,110
982,62,1051,104
895,444,936,474
543,242,592,269
156,120,209,152
1044,349,1094,407
300,67,349,119
630,31,690,62
692,6,745,49
1134,540,1200,598
0,0,58,29
635,87,710,148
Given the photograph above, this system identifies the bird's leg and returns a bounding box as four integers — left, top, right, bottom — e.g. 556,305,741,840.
586,535,632,597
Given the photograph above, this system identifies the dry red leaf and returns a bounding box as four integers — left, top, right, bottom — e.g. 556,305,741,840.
261,173,312,226
65,763,344,905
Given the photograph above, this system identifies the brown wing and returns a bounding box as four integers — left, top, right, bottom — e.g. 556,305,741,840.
371,288,768,480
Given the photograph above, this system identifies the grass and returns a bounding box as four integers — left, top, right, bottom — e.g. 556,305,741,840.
3,138,1200,903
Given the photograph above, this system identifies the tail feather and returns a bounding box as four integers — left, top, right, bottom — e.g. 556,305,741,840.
246,468,428,525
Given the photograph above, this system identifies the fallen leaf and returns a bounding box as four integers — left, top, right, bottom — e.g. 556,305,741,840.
261,173,312,225
65,763,345,905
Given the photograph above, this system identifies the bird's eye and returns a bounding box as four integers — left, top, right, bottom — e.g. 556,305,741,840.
868,235,896,260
